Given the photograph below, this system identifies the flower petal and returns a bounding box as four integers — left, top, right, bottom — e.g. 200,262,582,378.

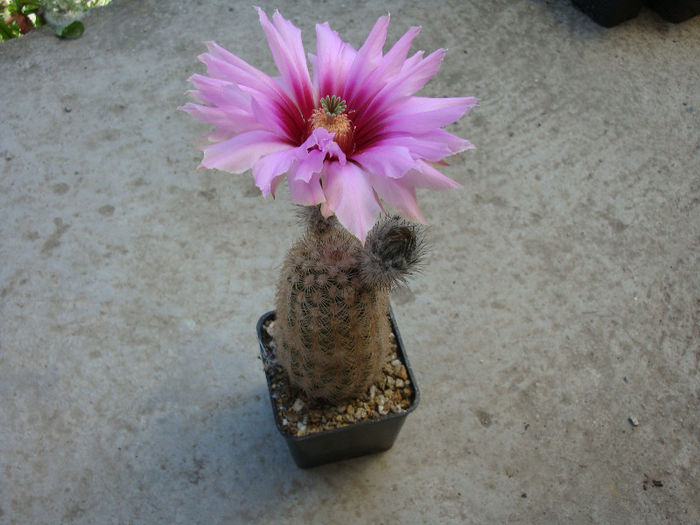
384,47,443,96
352,144,417,179
186,74,250,108
250,96,299,140
311,22,356,99
353,49,448,137
252,147,298,196
369,173,426,223
401,160,462,190
372,25,421,83
200,42,305,141
381,97,478,135
300,127,347,164
290,148,325,183
351,26,421,110
200,130,290,173
393,48,445,96
181,75,262,139
256,8,315,117
289,171,326,206
322,162,382,243
200,42,278,98
369,131,473,162
342,15,390,106
179,102,261,140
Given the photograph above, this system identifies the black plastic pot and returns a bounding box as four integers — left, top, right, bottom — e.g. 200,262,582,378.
256,308,420,469
572,0,699,26
572,0,643,27
646,0,700,23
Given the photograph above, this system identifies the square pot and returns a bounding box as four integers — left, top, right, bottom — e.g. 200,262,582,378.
256,308,420,468
572,0,643,27
646,0,700,23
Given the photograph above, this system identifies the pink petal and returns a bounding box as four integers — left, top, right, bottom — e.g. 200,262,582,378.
374,131,474,162
424,128,475,154
311,22,356,98
403,96,479,114
401,50,424,71
352,144,417,179
401,160,462,190
256,8,315,117
369,173,426,223
342,15,390,106
250,96,299,140
200,42,305,141
290,148,325,183
186,74,250,108
179,102,260,138
374,26,421,81
289,171,325,206
388,48,445,97
351,26,421,109
183,76,260,138
321,162,382,243
352,53,455,142
200,43,275,96
300,127,347,164
356,96,477,149
200,130,290,173
252,147,298,196
382,97,478,134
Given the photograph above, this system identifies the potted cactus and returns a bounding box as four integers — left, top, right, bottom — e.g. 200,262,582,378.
257,208,425,467
182,8,476,467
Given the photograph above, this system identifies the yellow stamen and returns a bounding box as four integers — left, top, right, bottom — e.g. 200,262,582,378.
308,108,355,155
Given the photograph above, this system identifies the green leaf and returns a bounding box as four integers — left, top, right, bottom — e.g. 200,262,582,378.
20,1,42,13
0,19,20,40
55,19,83,38
7,1,21,15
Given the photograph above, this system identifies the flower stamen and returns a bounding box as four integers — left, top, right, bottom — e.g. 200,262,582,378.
309,96,355,155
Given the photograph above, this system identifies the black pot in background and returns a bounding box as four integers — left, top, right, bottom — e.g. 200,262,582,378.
646,0,700,23
572,0,642,27
572,0,699,26
256,308,420,469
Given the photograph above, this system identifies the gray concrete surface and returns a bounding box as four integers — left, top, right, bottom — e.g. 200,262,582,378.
1,0,698,523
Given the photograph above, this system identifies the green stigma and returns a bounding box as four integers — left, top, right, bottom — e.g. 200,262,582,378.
320,95,347,117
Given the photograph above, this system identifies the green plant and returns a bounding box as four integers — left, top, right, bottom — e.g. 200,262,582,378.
0,0,110,41
1,1,43,40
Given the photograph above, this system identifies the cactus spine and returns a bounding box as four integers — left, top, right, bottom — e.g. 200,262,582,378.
274,207,424,403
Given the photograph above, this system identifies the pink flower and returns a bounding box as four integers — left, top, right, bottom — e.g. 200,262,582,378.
181,8,476,243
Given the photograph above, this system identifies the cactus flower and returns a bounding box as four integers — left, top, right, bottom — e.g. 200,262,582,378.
182,8,476,243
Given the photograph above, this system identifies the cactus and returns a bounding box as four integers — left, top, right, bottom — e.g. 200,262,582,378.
274,206,425,403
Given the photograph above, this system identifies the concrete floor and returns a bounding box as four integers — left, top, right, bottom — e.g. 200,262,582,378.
1,0,698,523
